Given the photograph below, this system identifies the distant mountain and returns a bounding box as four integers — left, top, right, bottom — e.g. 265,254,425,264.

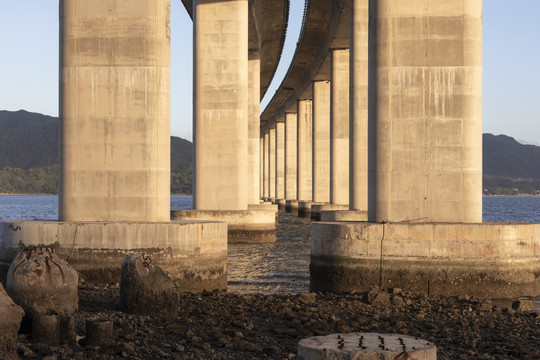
483,133,540,180
0,110,538,195
0,110,193,194
0,110,58,169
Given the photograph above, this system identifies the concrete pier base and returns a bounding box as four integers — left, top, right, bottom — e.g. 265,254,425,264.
285,200,299,214
171,210,276,243
320,210,367,222
298,333,436,360
0,221,227,292
276,199,287,210
298,202,324,218
311,204,348,221
311,222,540,298
248,203,279,221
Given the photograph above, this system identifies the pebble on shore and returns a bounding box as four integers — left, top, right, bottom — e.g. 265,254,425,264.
12,284,540,360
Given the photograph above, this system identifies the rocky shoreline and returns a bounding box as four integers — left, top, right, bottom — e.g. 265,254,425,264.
12,285,540,360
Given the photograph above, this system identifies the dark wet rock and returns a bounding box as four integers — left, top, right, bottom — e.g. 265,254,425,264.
86,318,114,347
120,253,178,317
0,282,25,359
512,299,533,313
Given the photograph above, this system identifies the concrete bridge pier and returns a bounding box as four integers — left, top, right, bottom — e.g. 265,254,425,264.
297,100,313,217
307,81,331,220
172,0,275,243
311,0,539,298
274,119,286,208
284,112,298,212
0,0,228,292
317,49,352,221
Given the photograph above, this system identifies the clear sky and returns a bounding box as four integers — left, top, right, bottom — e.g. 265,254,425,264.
0,1,539,145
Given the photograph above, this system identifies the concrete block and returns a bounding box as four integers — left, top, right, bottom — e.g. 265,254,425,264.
311,221,540,298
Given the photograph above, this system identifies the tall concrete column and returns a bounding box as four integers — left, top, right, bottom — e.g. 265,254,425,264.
312,81,331,204
60,0,171,222
330,49,350,206
275,119,285,200
284,112,298,200
248,53,261,205
263,131,269,199
193,0,248,210
259,136,264,200
349,0,368,212
269,126,276,199
368,0,483,223
297,100,312,202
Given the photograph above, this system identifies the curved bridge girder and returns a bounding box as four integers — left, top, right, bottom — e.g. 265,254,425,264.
260,0,349,130
181,0,288,100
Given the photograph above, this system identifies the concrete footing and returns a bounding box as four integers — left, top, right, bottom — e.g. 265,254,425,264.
276,199,287,210
298,202,324,218
171,210,276,243
0,221,227,292
320,210,367,222
311,221,540,298
311,204,348,221
298,333,437,359
248,203,279,221
285,200,299,213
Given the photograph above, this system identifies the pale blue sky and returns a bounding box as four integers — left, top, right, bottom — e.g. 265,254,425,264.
0,1,538,145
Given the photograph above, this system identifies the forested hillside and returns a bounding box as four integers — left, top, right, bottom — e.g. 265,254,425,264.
0,110,539,195
0,110,193,194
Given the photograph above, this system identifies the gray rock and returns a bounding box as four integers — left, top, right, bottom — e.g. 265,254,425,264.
0,282,25,359
120,253,178,317
6,246,79,345
7,246,79,317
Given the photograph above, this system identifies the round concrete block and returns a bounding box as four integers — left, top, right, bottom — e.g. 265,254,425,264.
298,333,436,360
32,312,60,346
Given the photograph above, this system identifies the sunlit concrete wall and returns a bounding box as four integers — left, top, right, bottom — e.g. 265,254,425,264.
59,0,171,222
193,0,249,210
368,0,483,223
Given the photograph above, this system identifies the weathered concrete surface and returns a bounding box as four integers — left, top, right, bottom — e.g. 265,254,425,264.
297,100,313,202
286,200,299,214
298,201,323,219
261,0,346,129
7,247,79,317
120,254,178,317
269,126,276,200
0,283,24,359
248,203,279,220
330,49,350,207
298,332,436,360
285,112,298,201
368,1,483,223
263,132,270,199
0,221,227,292
310,204,349,221
193,0,248,211
248,56,261,206
349,0,369,212
171,210,276,243
275,120,286,200
60,0,171,222
312,81,331,204
320,210,368,222
311,221,540,298
180,0,288,99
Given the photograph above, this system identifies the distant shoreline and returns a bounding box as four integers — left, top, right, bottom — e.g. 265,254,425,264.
0,193,193,196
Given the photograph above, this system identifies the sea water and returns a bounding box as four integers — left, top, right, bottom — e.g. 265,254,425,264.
0,195,538,305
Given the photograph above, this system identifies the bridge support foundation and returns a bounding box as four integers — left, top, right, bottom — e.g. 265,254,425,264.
311,221,540,298
0,220,227,291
